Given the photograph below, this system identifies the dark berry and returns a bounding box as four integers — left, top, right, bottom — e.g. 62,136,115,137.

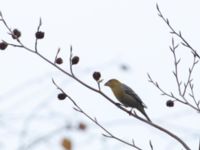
166,100,174,107
93,72,101,81
12,29,21,39
57,93,67,100
78,122,87,131
71,56,79,65
35,31,45,39
55,57,63,64
0,42,8,50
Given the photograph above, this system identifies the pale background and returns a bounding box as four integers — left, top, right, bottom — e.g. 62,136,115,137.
0,0,200,150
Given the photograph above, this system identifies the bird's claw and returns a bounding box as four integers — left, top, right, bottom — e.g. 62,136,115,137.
115,103,122,107
128,108,134,116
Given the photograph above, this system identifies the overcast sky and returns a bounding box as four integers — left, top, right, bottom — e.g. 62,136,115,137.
0,0,200,150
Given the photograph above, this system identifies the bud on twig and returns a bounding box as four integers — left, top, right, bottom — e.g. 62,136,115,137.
35,31,45,39
12,29,21,39
55,57,63,65
0,41,8,50
57,93,67,100
93,72,101,81
78,122,87,131
71,56,79,65
166,100,174,107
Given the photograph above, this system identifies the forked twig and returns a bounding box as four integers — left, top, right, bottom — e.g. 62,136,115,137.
0,10,192,150
52,79,143,150
156,3,200,58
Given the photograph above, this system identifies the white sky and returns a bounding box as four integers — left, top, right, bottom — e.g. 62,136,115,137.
0,0,200,150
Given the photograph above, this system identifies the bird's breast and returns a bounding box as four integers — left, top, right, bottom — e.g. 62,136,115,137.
111,87,124,100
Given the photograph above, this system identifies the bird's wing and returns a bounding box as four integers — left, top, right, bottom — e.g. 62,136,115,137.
121,83,147,108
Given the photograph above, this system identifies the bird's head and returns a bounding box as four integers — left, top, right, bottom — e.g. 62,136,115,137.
104,79,121,88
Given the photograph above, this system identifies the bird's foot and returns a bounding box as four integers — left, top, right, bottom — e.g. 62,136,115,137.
115,102,122,107
128,108,134,115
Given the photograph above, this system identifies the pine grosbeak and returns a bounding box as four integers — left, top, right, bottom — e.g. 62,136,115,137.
105,79,151,122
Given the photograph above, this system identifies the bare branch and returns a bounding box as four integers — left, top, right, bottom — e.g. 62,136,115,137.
182,56,198,96
52,80,143,150
156,4,200,58
147,73,199,113
170,38,182,96
34,18,42,52
189,82,200,110
54,48,61,64
69,45,75,76
0,11,193,150
149,140,154,150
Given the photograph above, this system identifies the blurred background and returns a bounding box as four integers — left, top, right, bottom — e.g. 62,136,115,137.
0,0,200,149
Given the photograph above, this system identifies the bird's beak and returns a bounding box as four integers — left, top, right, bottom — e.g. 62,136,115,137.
104,81,109,86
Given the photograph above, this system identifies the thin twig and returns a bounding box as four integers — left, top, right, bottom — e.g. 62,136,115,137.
54,48,61,64
151,5,200,112
189,82,200,110
149,140,154,150
69,45,74,76
0,12,35,53
170,37,182,96
156,3,200,58
97,79,103,91
0,12,192,150
148,73,199,112
182,55,198,96
34,18,42,52
52,79,143,150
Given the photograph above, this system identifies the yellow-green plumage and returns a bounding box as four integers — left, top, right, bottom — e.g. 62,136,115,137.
105,79,151,122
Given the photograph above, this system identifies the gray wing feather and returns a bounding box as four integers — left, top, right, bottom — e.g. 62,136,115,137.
121,83,146,107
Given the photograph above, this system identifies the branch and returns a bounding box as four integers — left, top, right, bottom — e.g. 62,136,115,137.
149,140,154,150
0,11,192,150
34,18,42,52
170,37,182,96
189,82,200,110
156,3,200,58
0,12,35,53
52,79,143,150
148,73,199,112
154,4,200,113
182,55,198,96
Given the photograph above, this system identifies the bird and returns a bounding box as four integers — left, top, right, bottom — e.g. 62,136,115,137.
104,79,151,122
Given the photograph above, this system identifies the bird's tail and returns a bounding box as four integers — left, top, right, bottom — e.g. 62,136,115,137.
140,109,151,122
